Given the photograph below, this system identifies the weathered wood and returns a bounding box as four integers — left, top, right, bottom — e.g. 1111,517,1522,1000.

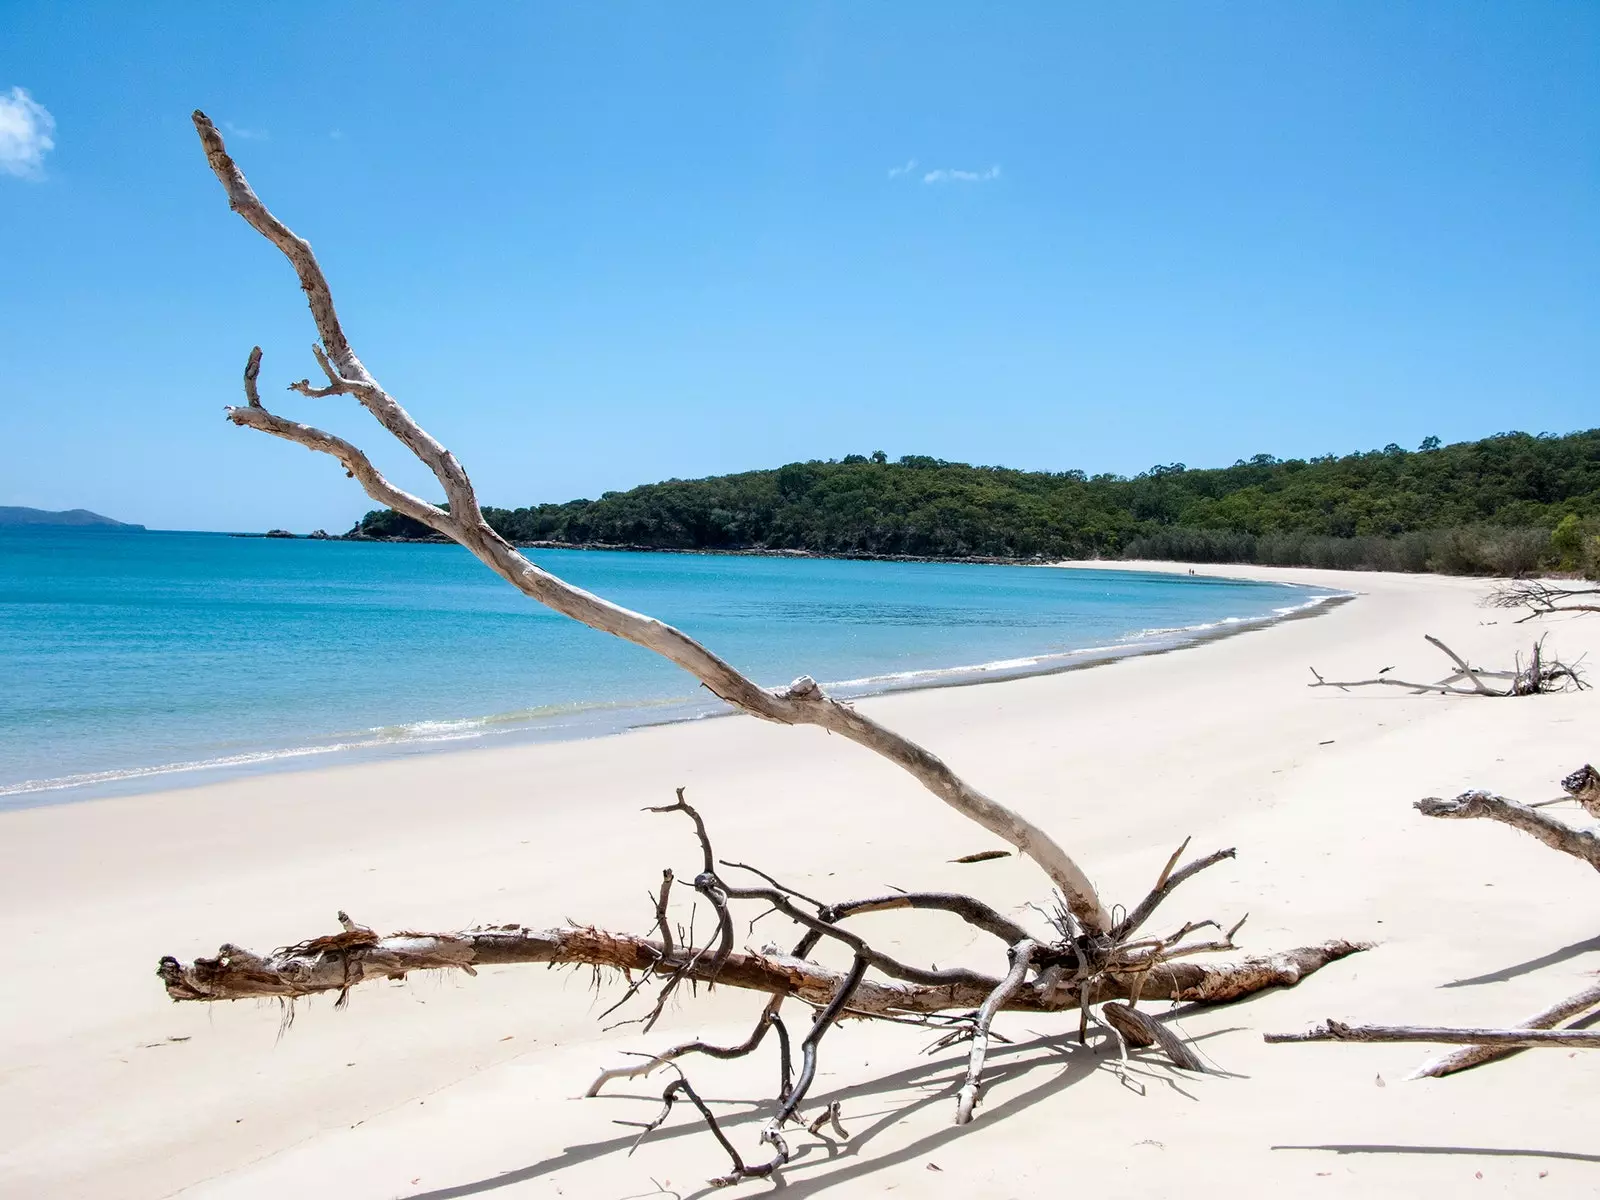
954,939,1038,1124
1486,578,1600,623
1410,979,1600,1078
1101,1001,1207,1072
157,920,1366,1016
1268,1019,1600,1049
192,110,1110,935
1309,634,1584,697
1415,791,1600,872
1561,764,1600,818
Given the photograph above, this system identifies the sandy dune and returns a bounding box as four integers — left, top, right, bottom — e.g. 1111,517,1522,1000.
2,563,1596,1198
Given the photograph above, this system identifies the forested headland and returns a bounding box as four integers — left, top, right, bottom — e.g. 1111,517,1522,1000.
350,430,1600,575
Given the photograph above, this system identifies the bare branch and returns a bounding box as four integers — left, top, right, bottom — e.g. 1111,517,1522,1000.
1411,979,1600,1078
1487,578,1600,622
1112,844,1236,941
1415,791,1600,873
1309,634,1585,697
156,919,1367,1016
1422,634,1497,695
192,112,1110,932
1267,1019,1600,1049
954,939,1038,1123
588,994,786,1097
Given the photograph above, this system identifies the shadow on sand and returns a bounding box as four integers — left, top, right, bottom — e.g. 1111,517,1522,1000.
406,1029,1216,1199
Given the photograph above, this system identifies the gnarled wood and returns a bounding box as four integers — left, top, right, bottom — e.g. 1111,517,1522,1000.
157,919,1366,1017
1308,634,1584,697
192,109,1109,934
1487,578,1600,623
1415,791,1600,872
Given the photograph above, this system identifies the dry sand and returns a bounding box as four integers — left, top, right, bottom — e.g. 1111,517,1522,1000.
2,563,1597,1198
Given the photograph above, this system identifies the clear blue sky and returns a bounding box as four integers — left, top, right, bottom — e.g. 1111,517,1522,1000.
2,3,1596,532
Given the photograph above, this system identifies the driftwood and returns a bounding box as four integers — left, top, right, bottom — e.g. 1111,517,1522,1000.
182,112,1365,1185
158,800,1364,1183
1309,634,1585,697
1271,771,1600,1079
1487,578,1600,623
1415,790,1600,872
1266,1020,1600,1049
1411,979,1600,1078
193,109,1106,935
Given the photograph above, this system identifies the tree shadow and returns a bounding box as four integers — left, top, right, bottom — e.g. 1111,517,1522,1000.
406,1031,1203,1199
1275,1144,1600,1164
1440,934,1600,988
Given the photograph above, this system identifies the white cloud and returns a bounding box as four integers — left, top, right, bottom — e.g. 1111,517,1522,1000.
0,87,55,180
223,120,267,141
887,158,917,178
922,165,1001,184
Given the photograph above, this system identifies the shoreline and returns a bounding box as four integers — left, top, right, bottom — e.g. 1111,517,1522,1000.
0,572,1345,810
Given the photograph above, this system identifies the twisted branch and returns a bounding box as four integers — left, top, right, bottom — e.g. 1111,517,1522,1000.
192,109,1110,934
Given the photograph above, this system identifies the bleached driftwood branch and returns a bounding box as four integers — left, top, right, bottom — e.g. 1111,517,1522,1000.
189,113,1371,1181
1415,790,1600,872
1308,634,1585,697
191,110,1109,934
1272,772,1600,1081
159,917,1367,1023
1266,1020,1600,1049
1487,578,1600,623
1411,979,1600,1078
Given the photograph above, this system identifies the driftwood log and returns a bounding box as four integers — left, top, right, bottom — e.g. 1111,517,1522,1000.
178,111,1365,1185
1270,772,1600,1079
1308,633,1585,697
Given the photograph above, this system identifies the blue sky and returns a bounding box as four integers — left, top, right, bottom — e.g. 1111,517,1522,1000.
1,3,1596,532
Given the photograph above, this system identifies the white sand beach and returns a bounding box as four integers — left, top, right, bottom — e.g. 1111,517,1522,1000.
2,564,1597,1198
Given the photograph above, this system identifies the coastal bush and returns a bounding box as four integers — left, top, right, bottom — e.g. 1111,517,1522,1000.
347,428,1599,574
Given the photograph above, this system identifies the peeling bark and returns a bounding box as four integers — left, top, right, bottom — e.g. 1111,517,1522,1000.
1415,791,1600,872
158,921,1367,1017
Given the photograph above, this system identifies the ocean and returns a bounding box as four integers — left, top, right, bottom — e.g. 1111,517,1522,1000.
0,529,1340,806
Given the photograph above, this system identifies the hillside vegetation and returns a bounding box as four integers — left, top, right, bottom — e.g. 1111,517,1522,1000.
0,506,143,529
352,430,1600,575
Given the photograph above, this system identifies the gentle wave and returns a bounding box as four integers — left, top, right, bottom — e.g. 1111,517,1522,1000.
0,695,711,799
0,559,1349,804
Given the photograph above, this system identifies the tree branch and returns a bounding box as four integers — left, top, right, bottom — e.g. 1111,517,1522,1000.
1415,791,1600,873
954,939,1038,1124
1267,1019,1600,1049
157,919,1367,1017
192,111,1111,933
1410,979,1600,1079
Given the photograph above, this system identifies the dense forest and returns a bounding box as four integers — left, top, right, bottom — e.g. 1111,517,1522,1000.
351,430,1600,575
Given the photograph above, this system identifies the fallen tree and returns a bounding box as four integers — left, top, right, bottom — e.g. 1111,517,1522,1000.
1269,771,1600,1079
1308,633,1585,697
168,111,1365,1187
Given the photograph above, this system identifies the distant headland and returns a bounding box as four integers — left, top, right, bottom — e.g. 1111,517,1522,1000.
0,506,144,530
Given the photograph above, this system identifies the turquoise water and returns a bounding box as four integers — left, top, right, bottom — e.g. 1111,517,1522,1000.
0,529,1337,805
